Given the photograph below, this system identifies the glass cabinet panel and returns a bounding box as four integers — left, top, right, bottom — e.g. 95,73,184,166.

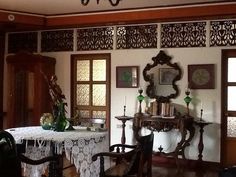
92,84,106,106
93,60,106,81
76,84,90,105
77,60,90,81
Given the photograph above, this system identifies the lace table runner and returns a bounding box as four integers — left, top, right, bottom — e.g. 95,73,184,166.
7,126,109,177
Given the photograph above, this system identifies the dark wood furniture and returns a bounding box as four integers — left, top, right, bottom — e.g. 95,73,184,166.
141,50,191,169
115,116,133,148
92,132,154,177
134,113,195,169
6,52,56,128
0,130,59,177
143,50,182,103
194,119,212,162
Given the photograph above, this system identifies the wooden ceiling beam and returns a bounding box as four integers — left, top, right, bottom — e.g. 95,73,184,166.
0,12,44,25
1,3,236,31
45,4,236,27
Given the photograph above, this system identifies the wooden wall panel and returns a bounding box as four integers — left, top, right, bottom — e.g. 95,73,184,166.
46,4,236,27
0,12,44,25
1,4,236,30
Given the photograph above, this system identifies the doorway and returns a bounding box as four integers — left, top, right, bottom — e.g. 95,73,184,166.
221,49,236,166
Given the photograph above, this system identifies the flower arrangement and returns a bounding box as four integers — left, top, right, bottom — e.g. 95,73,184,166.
41,73,71,131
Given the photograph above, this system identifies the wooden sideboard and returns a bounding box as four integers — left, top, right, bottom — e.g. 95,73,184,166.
133,113,195,168
6,52,56,128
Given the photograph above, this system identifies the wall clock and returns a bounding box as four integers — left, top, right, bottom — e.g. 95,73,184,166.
188,64,215,89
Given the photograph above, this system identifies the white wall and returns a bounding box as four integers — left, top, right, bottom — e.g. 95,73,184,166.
4,21,235,163
39,48,222,162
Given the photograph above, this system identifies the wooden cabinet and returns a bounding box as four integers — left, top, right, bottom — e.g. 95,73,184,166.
6,52,56,128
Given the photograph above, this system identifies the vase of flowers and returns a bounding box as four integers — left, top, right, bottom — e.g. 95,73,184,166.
53,102,68,132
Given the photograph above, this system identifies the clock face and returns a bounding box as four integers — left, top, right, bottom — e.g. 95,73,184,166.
191,68,210,86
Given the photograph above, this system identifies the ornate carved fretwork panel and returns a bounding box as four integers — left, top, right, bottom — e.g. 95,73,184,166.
77,27,114,51
210,20,236,46
116,25,157,49
161,22,206,48
8,32,37,53
41,30,73,52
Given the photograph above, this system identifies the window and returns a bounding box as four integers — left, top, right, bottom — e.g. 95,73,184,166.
71,54,110,128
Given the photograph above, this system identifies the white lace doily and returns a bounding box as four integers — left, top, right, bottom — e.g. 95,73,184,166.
7,126,109,177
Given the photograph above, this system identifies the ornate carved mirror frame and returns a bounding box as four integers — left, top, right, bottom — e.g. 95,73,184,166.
143,50,182,103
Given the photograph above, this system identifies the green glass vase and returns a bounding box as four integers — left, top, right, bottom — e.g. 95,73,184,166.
54,102,67,132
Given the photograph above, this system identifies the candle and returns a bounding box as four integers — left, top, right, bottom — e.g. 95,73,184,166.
124,96,126,107
200,101,203,110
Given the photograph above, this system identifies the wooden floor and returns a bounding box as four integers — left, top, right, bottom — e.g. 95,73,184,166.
63,164,219,177
62,155,220,177
152,166,219,177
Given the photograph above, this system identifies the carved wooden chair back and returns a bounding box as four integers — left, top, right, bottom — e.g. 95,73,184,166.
92,132,154,177
0,130,21,177
0,130,59,177
134,132,154,177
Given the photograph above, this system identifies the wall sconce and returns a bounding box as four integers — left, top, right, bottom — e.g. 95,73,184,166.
81,0,121,6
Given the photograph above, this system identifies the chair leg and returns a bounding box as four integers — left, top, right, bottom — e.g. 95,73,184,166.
48,155,63,177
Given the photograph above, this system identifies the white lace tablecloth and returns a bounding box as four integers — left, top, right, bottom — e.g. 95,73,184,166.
6,126,109,177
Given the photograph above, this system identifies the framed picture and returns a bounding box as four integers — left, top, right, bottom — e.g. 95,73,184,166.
116,66,139,88
159,68,178,85
188,64,215,89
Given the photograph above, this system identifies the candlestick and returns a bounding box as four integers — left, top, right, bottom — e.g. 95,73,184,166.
137,88,145,114
124,96,126,107
184,87,192,116
200,109,203,121
123,105,126,116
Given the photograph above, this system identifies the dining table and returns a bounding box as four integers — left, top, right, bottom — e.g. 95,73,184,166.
6,126,109,177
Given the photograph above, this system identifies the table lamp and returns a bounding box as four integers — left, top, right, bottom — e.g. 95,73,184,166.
137,88,145,114
184,87,192,116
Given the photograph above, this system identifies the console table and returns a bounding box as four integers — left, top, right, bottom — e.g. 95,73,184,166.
137,114,195,169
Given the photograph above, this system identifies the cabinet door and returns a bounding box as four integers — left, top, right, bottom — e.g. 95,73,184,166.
13,69,35,127
6,52,56,128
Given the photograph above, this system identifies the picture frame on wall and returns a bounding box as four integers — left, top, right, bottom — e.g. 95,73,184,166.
116,66,139,88
159,68,179,85
188,64,215,89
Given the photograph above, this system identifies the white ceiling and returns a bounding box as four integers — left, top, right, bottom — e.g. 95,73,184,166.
0,0,233,16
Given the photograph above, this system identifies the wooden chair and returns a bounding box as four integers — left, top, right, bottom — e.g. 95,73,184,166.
0,130,59,177
92,132,154,177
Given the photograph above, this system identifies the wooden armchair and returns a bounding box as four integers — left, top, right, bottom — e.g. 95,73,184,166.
0,130,59,177
92,132,154,177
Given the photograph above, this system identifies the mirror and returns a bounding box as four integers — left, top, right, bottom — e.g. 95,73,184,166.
143,50,182,103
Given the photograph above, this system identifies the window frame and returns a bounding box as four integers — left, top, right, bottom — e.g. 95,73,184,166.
70,53,111,130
